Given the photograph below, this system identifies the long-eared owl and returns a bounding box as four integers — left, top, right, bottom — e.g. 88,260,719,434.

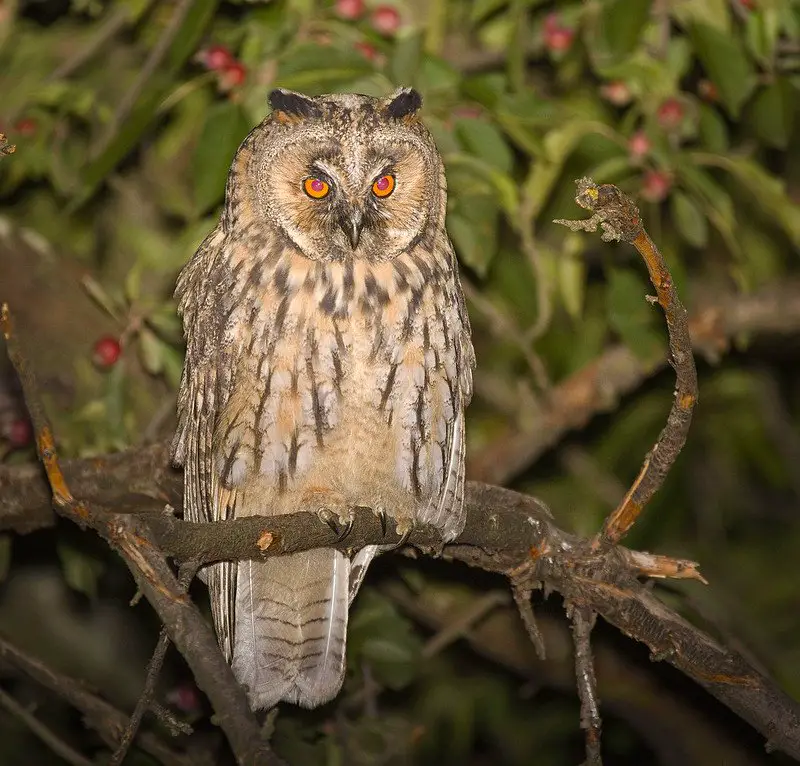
172,87,474,710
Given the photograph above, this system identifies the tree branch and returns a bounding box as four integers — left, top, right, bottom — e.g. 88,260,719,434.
0,686,94,766
556,179,699,546
1,452,798,759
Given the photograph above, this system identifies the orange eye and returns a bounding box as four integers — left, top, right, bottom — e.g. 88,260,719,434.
304,177,330,199
372,174,395,198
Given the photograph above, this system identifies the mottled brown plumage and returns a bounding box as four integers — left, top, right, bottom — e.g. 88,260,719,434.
172,87,474,710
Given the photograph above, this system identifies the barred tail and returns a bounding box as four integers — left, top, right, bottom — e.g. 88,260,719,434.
231,549,349,710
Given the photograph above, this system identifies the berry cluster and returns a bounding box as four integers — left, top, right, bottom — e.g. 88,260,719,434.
335,0,401,36
196,45,246,91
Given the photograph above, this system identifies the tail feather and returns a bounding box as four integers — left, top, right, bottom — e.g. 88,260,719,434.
231,549,349,710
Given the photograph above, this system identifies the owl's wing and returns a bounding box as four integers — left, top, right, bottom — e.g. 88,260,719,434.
172,227,239,662
417,246,475,541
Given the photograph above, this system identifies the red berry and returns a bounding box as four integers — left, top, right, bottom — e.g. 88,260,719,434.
335,0,364,20
198,44,234,72
93,336,121,368
657,98,684,130
371,5,401,36
641,170,672,203
698,79,718,103
166,683,203,714
628,130,651,159
7,418,32,448
544,25,575,53
219,60,247,90
543,12,561,34
600,80,632,106
354,41,377,61
740,0,756,9
14,118,36,136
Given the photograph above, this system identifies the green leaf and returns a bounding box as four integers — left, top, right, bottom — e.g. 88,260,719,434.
448,198,500,276
454,118,514,174
445,153,519,218
671,0,731,32
606,267,664,363
737,223,784,288
596,0,652,64
557,235,586,321
277,44,373,91
417,56,460,94
745,7,781,65
138,327,165,375
746,79,794,150
57,542,105,599
665,35,694,82
348,591,422,691
697,103,729,153
461,72,508,109
670,191,708,248
469,0,508,24
192,101,251,214
389,31,424,85
688,22,757,118
675,160,741,259
124,263,142,303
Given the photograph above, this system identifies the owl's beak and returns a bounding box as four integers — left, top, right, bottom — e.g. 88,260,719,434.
340,210,364,250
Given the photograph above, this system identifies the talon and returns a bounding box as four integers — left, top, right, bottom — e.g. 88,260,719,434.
336,519,354,543
377,508,388,537
317,508,339,537
389,524,413,550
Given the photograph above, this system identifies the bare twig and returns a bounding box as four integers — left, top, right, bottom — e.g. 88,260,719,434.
0,304,282,766
0,686,95,766
421,591,510,658
111,561,198,766
109,629,171,766
556,178,698,546
570,607,602,766
510,584,546,660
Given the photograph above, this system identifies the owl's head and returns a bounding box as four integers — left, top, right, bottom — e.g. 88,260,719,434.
235,87,445,262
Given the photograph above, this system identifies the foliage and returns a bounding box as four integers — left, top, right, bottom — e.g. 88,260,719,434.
1,0,800,764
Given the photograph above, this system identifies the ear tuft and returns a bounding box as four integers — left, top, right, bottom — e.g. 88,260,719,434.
268,88,321,119
384,87,422,120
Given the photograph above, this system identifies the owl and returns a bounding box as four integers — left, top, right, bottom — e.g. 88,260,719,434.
172,87,474,710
